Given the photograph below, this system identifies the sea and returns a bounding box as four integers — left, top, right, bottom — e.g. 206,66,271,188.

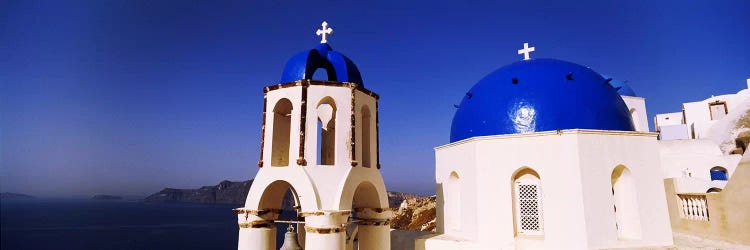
1,199,293,250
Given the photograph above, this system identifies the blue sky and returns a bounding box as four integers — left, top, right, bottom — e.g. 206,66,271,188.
1,0,749,197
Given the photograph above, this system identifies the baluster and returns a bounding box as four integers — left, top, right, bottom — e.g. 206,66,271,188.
678,195,688,218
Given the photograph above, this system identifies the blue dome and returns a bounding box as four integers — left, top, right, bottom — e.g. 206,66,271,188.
450,58,635,142
603,76,638,97
280,43,363,85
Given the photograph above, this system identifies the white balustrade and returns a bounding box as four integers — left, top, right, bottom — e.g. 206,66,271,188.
677,194,710,221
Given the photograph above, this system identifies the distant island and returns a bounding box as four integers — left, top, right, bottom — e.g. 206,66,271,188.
92,194,123,200
0,192,35,199
144,179,424,208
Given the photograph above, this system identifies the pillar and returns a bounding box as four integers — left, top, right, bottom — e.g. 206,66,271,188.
355,208,392,250
235,208,281,250
302,210,350,250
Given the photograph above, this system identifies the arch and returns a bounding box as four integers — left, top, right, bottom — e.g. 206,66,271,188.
311,68,333,81
361,105,373,168
630,108,640,131
271,98,293,167
316,97,337,165
446,171,462,231
511,167,544,236
707,187,723,193
611,165,642,239
245,176,320,212
336,176,389,210
710,166,728,181
351,181,382,209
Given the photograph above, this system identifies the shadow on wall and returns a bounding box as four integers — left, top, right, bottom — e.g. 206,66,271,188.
664,151,750,245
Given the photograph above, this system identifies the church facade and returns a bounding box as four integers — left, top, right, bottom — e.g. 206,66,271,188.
421,55,674,249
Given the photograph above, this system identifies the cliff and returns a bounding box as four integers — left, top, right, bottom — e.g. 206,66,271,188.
390,195,437,232
144,180,253,205
0,192,35,199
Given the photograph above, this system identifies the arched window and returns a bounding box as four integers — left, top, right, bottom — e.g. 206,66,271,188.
361,106,372,168
317,97,336,165
707,187,722,193
447,171,461,231
710,166,728,181
512,168,543,236
271,99,293,167
611,165,641,239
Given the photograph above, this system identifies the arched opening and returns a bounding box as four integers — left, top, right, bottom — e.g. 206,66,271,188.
317,97,337,165
311,68,330,81
611,165,642,239
257,180,303,247
512,167,543,236
710,166,728,181
707,187,723,193
361,106,372,168
446,171,461,231
271,99,293,167
630,108,640,131
349,181,386,249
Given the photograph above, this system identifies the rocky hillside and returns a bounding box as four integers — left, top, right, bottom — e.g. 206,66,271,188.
144,180,426,210
390,196,437,232
144,180,253,204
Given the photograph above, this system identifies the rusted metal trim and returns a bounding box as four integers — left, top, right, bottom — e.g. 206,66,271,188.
264,80,380,100
233,208,283,216
238,221,276,229
350,86,357,167
258,93,268,168
297,85,308,166
304,225,346,234
357,220,391,226
298,210,352,217
353,207,389,213
375,99,381,169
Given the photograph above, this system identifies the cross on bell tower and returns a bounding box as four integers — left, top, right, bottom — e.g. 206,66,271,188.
518,42,536,60
316,21,333,44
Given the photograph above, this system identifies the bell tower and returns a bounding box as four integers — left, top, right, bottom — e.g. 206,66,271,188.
236,22,391,250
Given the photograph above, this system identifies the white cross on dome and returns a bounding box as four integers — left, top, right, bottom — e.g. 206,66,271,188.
518,42,536,60
316,21,333,44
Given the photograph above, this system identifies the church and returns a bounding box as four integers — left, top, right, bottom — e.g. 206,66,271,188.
236,22,749,250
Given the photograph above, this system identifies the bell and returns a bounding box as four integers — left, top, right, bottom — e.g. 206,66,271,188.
280,224,303,250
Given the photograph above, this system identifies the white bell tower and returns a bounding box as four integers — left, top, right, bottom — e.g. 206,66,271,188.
236,22,391,250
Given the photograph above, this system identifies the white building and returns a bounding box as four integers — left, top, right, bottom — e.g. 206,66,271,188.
237,22,392,250
653,79,749,193
655,79,750,140
420,47,674,249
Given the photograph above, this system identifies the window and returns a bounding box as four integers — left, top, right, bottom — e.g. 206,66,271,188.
611,165,641,239
447,172,461,231
361,106,372,168
317,97,336,165
709,101,728,120
710,166,728,181
513,168,543,236
271,99,293,167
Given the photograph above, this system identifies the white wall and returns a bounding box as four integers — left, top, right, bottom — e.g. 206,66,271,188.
658,139,741,193
428,130,673,250
622,96,649,132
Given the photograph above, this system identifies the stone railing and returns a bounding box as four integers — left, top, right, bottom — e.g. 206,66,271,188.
677,194,710,221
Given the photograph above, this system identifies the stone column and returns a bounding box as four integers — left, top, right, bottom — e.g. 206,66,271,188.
235,208,281,250
302,210,351,250
355,208,393,250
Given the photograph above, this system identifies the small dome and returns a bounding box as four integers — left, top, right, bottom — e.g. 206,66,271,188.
603,76,637,97
450,58,635,142
280,44,363,85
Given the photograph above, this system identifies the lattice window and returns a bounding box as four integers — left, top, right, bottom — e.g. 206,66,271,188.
514,178,543,236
